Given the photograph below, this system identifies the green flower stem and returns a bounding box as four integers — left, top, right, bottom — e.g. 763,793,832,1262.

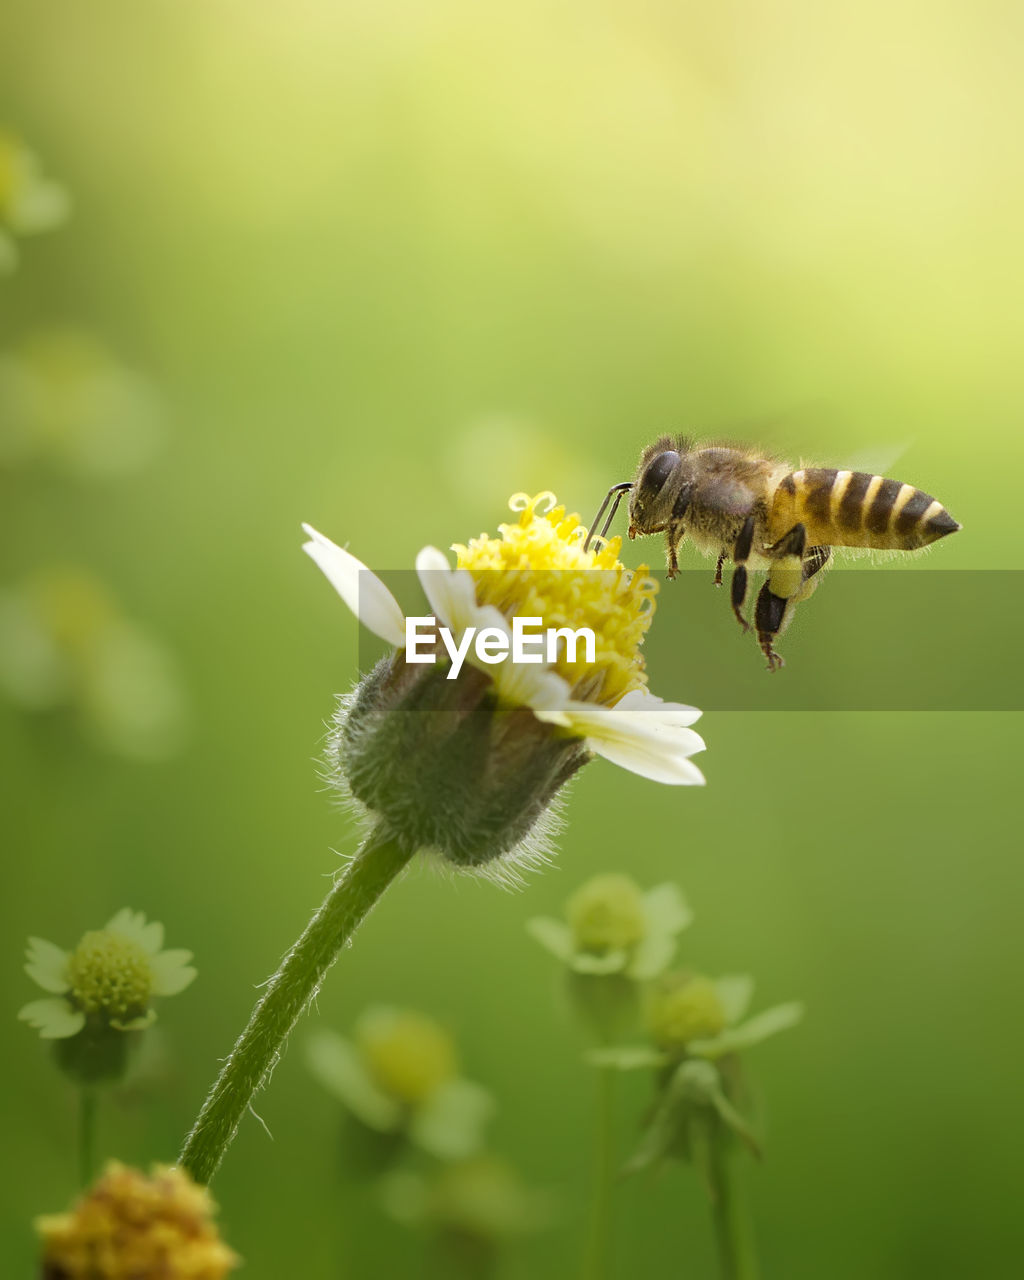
582,1063,617,1280
179,827,414,1185
79,1088,96,1187
707,1125,759,1280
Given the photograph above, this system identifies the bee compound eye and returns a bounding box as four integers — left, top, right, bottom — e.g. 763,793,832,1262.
644,450,680,493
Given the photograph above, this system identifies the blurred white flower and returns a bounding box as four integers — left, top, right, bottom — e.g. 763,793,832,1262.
0,130,69,271
0,568,187,759
0,330,163,477
307,1008,494,1160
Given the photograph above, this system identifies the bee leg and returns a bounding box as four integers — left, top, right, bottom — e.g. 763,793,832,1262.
714,553,725,586
756,522,810,671
666,532,680,580
754,583,788,671
729,516,756,633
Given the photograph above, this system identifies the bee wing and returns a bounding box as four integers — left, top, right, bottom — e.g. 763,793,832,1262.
840,441,916,477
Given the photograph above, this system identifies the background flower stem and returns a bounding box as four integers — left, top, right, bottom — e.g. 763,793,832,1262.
179,826,414,1184
707,1123,759,1280
582,1062,617,1280
78,1088,96,1187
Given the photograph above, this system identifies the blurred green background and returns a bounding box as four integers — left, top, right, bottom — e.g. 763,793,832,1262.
2,1,1021,1275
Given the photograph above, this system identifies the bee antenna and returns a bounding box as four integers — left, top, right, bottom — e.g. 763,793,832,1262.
583,482,633,552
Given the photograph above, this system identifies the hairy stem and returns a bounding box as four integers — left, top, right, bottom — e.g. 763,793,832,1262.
179,828,413,1184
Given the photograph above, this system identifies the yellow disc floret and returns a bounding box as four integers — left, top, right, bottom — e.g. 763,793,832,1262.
567,873,648,952
67,930,153,1021
36,1161,239,1279
452,493,658,704
356,1008,457,1105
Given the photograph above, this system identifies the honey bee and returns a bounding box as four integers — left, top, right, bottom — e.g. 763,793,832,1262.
584,437,961,670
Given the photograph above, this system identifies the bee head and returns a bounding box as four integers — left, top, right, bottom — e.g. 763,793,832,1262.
628,436,693,538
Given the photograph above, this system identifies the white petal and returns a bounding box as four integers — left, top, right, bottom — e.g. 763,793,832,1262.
105,909,162,952
414,547,577,716
566,701,706,784
642,883,694,936
414,551,510,655
495,661,571,718
149,950,197,996
305,1030,402,1131
588,735,706,785
414,547,479,634
714,975,755,1025
104,907,137,936
18,997,85,1039
613,688,703,727
627,932,677,981
524,917,575,963
564,700,706,757
302,524,406,648
137,919,165,955
24,938,70,993
531,707,573,728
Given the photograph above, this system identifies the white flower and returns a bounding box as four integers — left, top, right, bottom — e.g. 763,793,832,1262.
301,507,705,787
528,874,693,981
19,909,197,1040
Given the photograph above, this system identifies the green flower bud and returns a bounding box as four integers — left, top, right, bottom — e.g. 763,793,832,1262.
648,973,727,1051
53,1023,132,1086
332,657,587,872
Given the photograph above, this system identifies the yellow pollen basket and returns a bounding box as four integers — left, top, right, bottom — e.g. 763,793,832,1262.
452,492,658,705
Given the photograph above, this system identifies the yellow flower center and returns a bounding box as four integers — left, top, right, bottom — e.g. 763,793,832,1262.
356,1009,457,1105
67,930,153,1019
567,873,648,952
36,1161,239,1279
648,975,727,1050
452,492,657,704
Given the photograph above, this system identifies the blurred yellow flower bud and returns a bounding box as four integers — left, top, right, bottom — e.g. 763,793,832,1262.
648,973,727,1051
356,1007,458,1105
567,873,648,952
36,1161,238,1279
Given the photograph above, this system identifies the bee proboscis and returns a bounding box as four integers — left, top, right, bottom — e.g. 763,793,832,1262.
585,437,961,670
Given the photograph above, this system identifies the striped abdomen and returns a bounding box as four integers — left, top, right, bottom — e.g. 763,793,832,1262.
769,468,961,550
